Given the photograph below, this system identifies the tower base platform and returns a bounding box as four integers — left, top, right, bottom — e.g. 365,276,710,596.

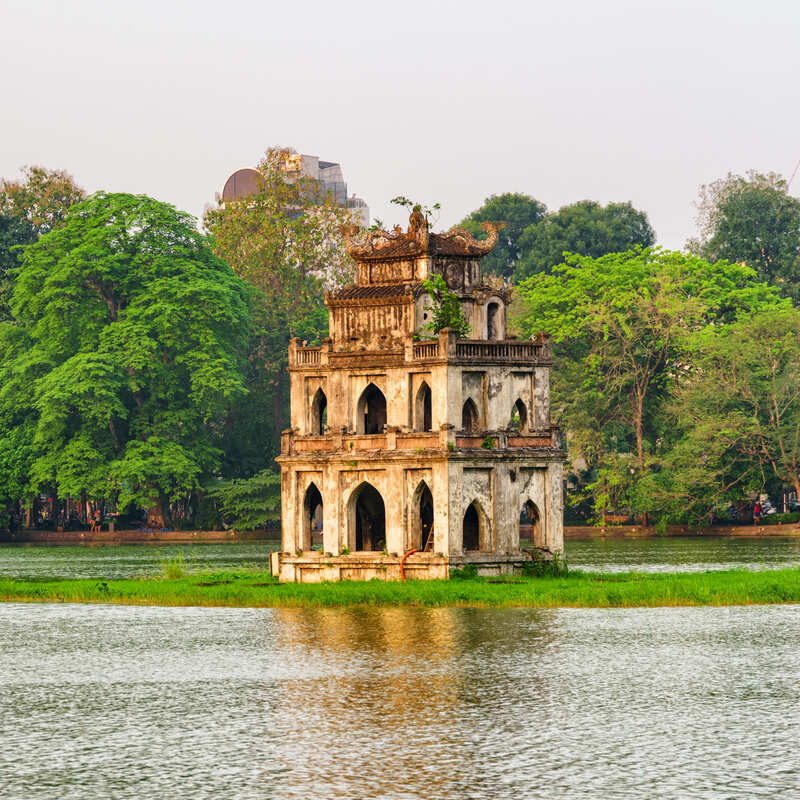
269,549,552,583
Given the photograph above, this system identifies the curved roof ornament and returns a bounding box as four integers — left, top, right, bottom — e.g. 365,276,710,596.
340,212,505,261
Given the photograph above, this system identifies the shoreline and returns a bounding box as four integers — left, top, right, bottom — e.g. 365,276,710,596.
2,568,799,608
2,523,799,546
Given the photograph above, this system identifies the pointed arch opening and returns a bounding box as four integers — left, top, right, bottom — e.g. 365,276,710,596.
462,398,479,433
357,383,387,435
349,482,386,552
520,499,543,548
509,399,528,433
462,502,482,551
302,483,323,551
411,481,434,551
311,388,327,436
415,382,433,432
487,301,501,340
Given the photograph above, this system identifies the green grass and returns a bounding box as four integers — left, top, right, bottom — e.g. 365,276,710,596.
2,567,800,608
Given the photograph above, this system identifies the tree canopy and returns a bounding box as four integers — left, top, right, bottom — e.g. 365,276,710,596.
649,308,800,522
689,171,800,302
515,200,655,280
204,146,358,463
0,165,86,235
515,247,782,522
459,193,547,279
0,192,250,525
0,166,85,323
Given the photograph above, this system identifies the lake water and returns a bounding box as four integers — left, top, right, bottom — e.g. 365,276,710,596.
1,602,798,799
1,535,800,579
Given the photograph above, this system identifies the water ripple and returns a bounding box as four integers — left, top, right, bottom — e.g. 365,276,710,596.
1,604,799,799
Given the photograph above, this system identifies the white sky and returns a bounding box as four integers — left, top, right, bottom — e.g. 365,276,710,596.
2,0,799,249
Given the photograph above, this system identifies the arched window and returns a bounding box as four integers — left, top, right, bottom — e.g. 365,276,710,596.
311,388,327,436
302,483,323,551
357,383,387,435
350,482,386,551
509,399,527,432
412,482,434,551
520,499,543,548
463,503,481,551
462,398,479,433
415,382,432,432
487,302,501,340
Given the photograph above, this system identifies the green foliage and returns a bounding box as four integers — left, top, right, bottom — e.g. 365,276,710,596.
0,165,86,235
449,563,478,580
205,469,281,530
459,193,547,278
515,247,783,522
515,200,655,281
5,567,800,608
762,512,800,525
390,197,440,225
0,214,35,322
650,308,800,522
204,146,356,466
421,273,471,338
520,551,569,578
690,171,800,302
160,552,187,579
0,191,250,521
0,166,84,323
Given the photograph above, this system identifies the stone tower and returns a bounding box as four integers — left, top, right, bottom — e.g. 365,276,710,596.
271,209,565,582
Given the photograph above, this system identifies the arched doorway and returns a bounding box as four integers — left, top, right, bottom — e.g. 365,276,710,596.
311,388,327,435
462,398,479,432
415,382,432,432
357,384,387,435
351,483,386,551
302,483,323,550
487,302,501,340
412,482,434,551
463,502,481,551
520,500,542,548
509,399,527,432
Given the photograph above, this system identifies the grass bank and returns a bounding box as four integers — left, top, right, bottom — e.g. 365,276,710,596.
1,567,800,608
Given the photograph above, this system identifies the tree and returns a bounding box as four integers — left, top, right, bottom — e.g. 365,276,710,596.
0,192,251,526
421,273,471,339
0,213,35,322
651,308,800,521
0,166,85,322
515,200,655,281
0,165,85,235
515,248,781,522
689,171,800,302
460,193,547,279
204,146,358,462
205,469,282,530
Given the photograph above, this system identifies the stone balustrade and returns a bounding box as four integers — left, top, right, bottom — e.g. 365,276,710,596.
281,427,559,456
289,329,552,369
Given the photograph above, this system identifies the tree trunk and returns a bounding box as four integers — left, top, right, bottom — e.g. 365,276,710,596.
146,493,172,529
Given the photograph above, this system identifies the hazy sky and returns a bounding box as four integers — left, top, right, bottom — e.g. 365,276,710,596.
2,0,799,249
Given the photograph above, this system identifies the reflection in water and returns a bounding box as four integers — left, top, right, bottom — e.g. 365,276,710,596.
1,603,798,799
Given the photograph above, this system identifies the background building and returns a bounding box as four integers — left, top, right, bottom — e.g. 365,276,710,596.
221,153,370,226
